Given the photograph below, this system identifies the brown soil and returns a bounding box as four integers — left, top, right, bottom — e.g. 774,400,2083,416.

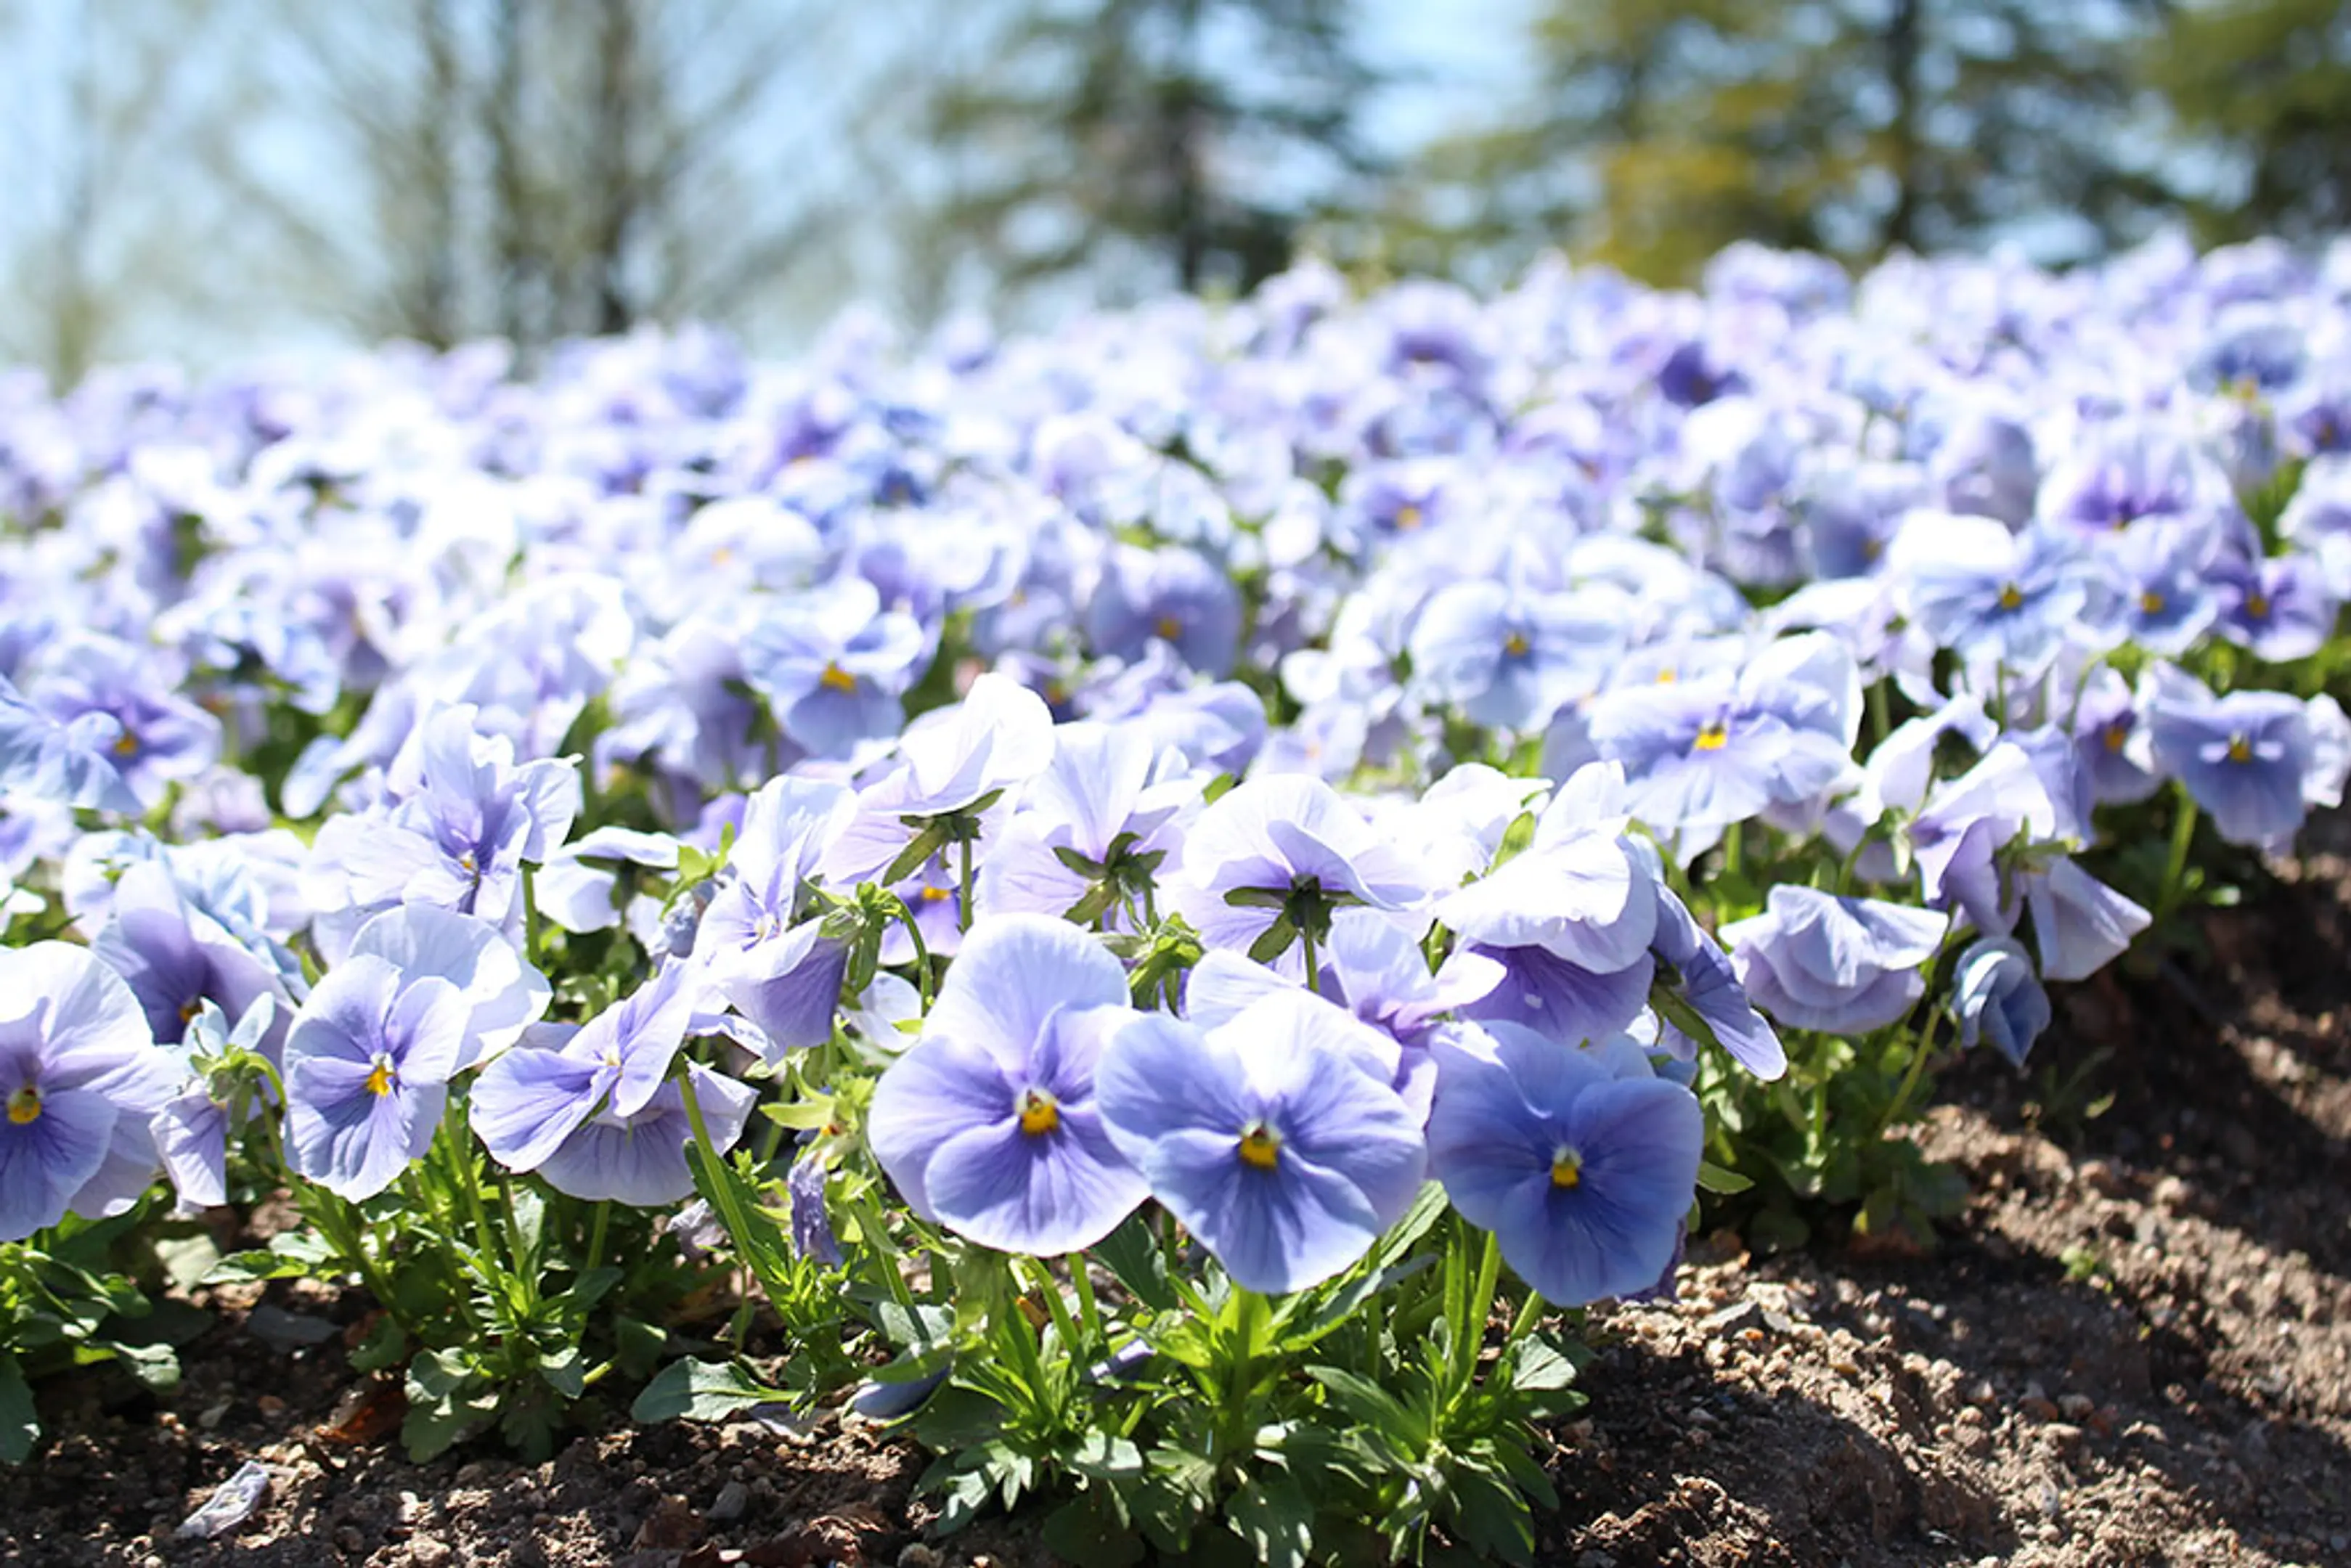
6,870,2350,1568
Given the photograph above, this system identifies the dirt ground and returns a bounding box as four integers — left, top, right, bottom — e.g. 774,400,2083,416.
5,866,2348,1568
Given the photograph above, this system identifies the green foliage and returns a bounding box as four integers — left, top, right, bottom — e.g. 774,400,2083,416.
0,1204,203,1464
1413,0,2168,283
879,1198,1586,1567
2150,0,2351,243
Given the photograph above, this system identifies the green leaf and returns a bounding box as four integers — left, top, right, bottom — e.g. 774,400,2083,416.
1447,1462,1536,1565
0,1357,37,1466
203,1229,335,1285
101,1340,180,1393
1510,1336,1581,1394
1696,1160,1753,1196
1053,845,1107,878
402,1349,497,1461
882,821,951,889
1307,1365,1427,1450
537,1348,587,1400
629,1358,794,1424
1226,1473,1316,1568
613,1316,668,1379
873,1299,956,1356
349,1312,408,1375
1041,1490,1144,1567
1064,1429,1144,1481
559,1266,624,1317
1247,914,1297,965
1089,1214,1180,1313
155,1233,224,1293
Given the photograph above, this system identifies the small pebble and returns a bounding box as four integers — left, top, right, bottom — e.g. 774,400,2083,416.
2058,1392,2095,1419
709,1479,749,1524
176,1461,272,1540
897,1545,944,1568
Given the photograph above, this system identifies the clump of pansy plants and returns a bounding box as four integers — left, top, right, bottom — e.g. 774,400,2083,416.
4,232,2351,1561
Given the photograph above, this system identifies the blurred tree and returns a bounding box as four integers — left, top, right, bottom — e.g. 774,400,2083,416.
238,0,871,350
919,0,1386,307
0,0,264,384
2150,0,2351,243
1417,0,2165,284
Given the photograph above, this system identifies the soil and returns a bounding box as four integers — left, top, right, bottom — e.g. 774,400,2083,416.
5,868,2349,1568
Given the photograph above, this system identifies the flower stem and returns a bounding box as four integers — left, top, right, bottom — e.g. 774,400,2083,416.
891,895,935,1011
2155,785,2200,928
583,1200,612,1276
1878,1003,1944,1135
957,836,976,934
1299,924,1321,995
1218,1288,1268,1463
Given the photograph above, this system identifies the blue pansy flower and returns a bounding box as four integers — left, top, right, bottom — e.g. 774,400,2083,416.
1721,887,1948,1036
1425,1021,1701,1306
1097,989,1426,1296
282,955,470,1202
867,915,1146,1256
0,943,182,1241
1949,936,2051,1067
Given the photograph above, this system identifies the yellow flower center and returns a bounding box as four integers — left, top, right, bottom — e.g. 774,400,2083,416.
2139,589,2165,616
711,545,736,567
364,1058,396,1098
1550,1147,1583,1190
2103,724,2128,754
2226,734,2252,764
1394,503,1424,531
1997,583,2024,612
1503,631,1531,658
920,885,953,904
7,1086,41,1125
1236,1122,1282,1171
1655,668,1678,685
819,661,858,694
179,998,203,1025
2244,592,2272,621
112,731,139,757
1692,719,1730,753
1017,1088,1059,1138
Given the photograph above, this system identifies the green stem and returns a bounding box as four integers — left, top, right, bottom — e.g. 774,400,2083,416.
316,1193,402,1316
1721,820,1743,882
891,895,935,1011
1454,1227,1504,1394
1068,1253,1104,1348
1218,1289,1268,1463
2155,786,2200,928
680,1069,794,1327
1878,1003,1944,1135
1299,923,1321,995
443,1097,506,1276
583,1201,612,1276
523,862,542,964
1017,1255,1085,1358
958,836,977,934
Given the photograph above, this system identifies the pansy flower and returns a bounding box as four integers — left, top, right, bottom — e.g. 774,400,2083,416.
866,915,1146,1255
1098,989,1426,1295
0,944,182,1241
282,955,470,1202
1426,1021,1700,1305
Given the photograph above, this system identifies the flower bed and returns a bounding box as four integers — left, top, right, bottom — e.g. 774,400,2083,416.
4,234,2348,1563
